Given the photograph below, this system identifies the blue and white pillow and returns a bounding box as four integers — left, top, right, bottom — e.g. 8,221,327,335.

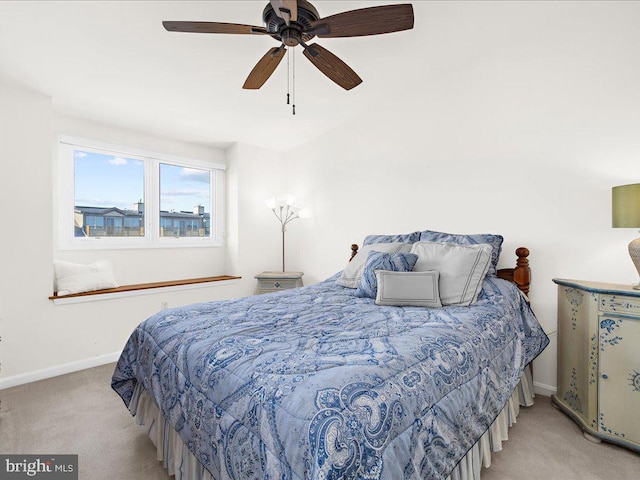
356,251,418,299
337,242,413,288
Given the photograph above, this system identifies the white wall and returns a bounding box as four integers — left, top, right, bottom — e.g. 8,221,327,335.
0,83,54,382
225,142,286,294
283,1,640,395
0,83,285,385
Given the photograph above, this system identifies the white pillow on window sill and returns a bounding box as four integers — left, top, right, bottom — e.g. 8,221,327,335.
53,259,119,296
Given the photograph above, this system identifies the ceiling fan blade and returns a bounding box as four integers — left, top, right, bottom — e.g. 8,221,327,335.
243,47,287,90
303,43,362,91
309,4,414,38
163,21,267,35
270,0,298,24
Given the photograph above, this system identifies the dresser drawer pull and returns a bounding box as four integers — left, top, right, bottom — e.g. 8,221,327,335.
602,374,609,379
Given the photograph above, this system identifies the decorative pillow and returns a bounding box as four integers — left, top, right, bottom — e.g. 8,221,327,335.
375,270,442,308
362,231,421,246
355,251,418,299
418,230,503,276
337,242,412,288
53,259,119,296
410,241,492,306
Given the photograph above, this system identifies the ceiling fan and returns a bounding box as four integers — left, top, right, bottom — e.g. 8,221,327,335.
163,1,414,91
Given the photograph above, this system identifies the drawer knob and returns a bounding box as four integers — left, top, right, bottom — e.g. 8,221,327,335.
602,374,609,379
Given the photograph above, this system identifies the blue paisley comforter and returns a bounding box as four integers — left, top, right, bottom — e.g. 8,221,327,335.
112,275,548,480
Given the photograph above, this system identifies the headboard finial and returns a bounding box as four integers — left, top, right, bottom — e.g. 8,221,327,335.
514,247,531,295
516,247,530,263
350,244,359,261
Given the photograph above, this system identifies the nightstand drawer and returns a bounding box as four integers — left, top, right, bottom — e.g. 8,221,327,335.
260,279,297,291
599,294,640,316
254,271,304,295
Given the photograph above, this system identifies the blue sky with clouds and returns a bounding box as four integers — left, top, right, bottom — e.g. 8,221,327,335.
74,150,210,213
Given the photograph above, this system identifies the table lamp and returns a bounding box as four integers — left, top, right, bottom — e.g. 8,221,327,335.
612,183,640,289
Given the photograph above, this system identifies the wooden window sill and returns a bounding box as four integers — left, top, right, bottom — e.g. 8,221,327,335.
49,275,241,305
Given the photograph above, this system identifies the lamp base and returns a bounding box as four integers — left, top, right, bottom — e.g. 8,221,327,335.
633,284,640,290
629,236,640,290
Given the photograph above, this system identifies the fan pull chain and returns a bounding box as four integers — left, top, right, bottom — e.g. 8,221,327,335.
286,47,290,105
292,47,296,115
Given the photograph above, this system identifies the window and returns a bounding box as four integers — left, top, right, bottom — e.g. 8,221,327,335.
74,149,145,238
159,163,211,238
58,136,225,249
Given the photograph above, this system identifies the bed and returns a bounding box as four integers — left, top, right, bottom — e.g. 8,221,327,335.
112,231,549,480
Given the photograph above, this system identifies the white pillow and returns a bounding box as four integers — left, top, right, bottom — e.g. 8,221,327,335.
54,259,119,296
375,270,442,308
410,241,492,306
336,242,412,288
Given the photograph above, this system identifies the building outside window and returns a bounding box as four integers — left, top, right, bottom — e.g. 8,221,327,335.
75,204,208,238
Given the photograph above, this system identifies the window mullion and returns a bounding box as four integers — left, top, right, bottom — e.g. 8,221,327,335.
148,158,159,244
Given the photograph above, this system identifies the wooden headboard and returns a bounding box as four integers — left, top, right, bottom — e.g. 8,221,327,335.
349,244,531,295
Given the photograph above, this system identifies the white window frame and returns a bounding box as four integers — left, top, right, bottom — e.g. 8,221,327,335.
57,135,225,250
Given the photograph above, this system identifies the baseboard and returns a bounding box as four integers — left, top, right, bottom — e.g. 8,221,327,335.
533,380,557,397
0,351,121,390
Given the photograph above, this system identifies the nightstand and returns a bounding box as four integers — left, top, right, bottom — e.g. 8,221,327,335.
255,271,304,294
552,278,640,453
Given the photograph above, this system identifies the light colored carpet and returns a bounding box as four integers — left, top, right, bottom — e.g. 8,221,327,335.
1,363,638,479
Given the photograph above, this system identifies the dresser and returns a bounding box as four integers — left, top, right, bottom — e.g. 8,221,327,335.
254,271,304,294
552,279,640,452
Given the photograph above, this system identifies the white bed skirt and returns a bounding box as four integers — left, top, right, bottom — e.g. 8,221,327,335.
129,366,535,480
446,365,535,480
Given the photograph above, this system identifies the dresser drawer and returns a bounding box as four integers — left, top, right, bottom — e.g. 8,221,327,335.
599,294,640,316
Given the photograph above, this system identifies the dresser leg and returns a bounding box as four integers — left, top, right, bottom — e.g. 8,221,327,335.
583,432,602,444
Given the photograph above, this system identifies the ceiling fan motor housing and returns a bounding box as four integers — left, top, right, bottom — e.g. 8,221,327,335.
263,0,320,45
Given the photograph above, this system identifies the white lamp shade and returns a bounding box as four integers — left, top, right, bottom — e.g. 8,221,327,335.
298,208,311,219
276,193,295,207
265,197,277,210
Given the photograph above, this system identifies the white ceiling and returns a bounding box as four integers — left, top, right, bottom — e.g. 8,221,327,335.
0,1,417,151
